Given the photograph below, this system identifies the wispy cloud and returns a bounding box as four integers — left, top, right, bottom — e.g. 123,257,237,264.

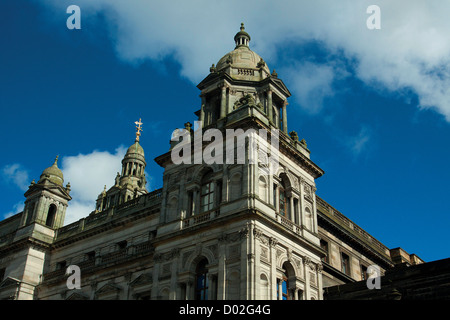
1,146,154,225
1,163,30,191
39,0,450,121
281,61,336,113
343,126,372,158
3,201,24,220
60,146,127,224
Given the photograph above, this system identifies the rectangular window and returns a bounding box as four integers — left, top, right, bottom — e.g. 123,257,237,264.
341,252,350,276
293,198,299,224
187,191,193,217
201,182,215,213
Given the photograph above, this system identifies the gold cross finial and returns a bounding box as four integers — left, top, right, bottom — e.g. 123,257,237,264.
135,118,143,142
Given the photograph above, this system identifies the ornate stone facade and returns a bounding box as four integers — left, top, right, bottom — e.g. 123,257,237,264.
0,24,424,300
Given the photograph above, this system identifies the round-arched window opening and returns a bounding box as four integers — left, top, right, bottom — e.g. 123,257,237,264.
195,258,209,300
46,204,57,227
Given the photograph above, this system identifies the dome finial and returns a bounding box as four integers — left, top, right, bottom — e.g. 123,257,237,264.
240,22,245,31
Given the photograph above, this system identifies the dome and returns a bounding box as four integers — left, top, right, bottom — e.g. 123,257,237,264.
125,141,145,158
215,23,271,77
39,156,64,186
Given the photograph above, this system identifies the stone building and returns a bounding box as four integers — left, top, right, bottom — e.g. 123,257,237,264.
0,24,426,300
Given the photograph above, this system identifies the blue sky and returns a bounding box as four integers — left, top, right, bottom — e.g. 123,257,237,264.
1,0,449,263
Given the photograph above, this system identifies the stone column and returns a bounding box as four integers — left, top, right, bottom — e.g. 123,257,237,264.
220,85,227,119
186,280,193,300
222,165,229,203
268,174,274,213
242,161,249,196
312,187,318,233
151,255,161,300
178,175,186,219
170,249,180,300
193,187,199,215
303,257,311,300
176,282,184,300
299,179,306,231
267,90,273,124
273,184,279,213
200,94,206,126
217,236,227,300
289,196,294,222
240,225,250,299
207,274,217,300
282,100,288,134
269,237,278,299
253,228,262,299
317,263,324,300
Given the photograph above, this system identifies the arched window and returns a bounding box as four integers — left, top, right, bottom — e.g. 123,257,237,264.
25,202,35,225
258,176,267,202
260,274,269,300
46,204,57,227
278,262,295,300
195,259,209,300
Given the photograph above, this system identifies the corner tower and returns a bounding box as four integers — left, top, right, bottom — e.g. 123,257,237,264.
154,24,325,300
197,23,291,135
20,156,72,230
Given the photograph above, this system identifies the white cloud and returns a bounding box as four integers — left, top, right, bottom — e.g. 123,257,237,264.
281,62,336,113
60,146,127,225
335,126,372,159
39,0,450,119
3,202,24,220
347,126,371,156
1,163,30,191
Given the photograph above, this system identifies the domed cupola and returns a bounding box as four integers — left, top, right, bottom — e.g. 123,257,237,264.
38,156,64,186
215,23,271,81
196,23,291,132
121,118,146,181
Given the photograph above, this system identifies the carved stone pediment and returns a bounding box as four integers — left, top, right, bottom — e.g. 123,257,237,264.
95,282,122,299
130,273,153,287
66,291,89,300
